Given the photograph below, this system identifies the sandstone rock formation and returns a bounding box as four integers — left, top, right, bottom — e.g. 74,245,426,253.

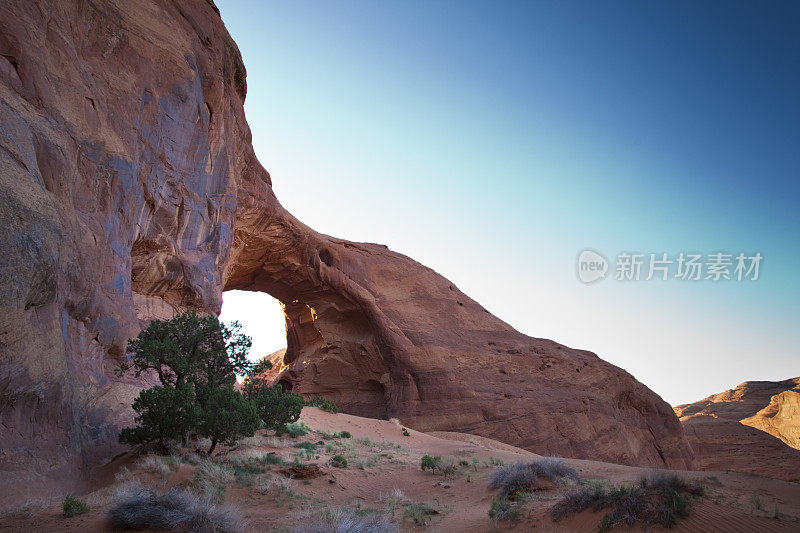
674,378,800,481
0,0,692,507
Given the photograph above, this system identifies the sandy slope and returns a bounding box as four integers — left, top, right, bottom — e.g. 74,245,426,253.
2,407,799,532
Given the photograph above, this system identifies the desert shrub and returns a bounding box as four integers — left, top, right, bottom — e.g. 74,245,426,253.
402,428,410,436
106,482,242,532
403,502,438,526
137,454,172,477
490,458,579,498
336,430,352,439
115,466,131,483
256,474,294,496
283,421,311,438
242,372,305,433
441,461,457,480
296,507,398,533
117,312,256,454
420,455,442,474
329,454,348,468
307,396,339,413
551,473,703,530
193,462,234,502
63,496,89,518
295,441,317,453
459,460,469,467
488,496,517,522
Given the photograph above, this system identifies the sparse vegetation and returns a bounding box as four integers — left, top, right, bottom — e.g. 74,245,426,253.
441,460,458,480
336,430,352,439
193,462,234,502
488,496,516,522
137,454,172,477
256,475,293,496
403,502,438,526
296,507,398,533
551,471,704,530
106,482,243,532
307,396,339,413
62,496,89,518
489,458,579,498
283,421,311,438
421,455,442,474
329,454,348,468
402,428,410,436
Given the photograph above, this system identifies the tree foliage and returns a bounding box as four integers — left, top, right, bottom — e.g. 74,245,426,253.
242,376,305,433
118,311,257,454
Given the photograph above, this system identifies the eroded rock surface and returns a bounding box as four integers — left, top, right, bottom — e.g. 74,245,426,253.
0,0,692,507
675,378,800,481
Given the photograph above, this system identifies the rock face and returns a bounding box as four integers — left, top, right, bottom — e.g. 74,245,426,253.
674,378,800,481
0,0,692,507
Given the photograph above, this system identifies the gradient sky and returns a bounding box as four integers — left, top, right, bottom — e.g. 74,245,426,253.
217,0,800,406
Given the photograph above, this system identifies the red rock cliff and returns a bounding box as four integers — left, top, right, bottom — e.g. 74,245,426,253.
0,0,692,507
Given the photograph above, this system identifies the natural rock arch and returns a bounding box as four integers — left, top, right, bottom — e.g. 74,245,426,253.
0,0,692,509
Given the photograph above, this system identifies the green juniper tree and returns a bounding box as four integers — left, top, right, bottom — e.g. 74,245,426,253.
242,357,305,433
118,311,258,454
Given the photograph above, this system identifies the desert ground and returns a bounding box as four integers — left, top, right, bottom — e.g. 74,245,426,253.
2,407,798,532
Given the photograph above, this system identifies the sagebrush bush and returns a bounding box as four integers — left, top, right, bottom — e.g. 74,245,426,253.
295,507,398,533
62,496,89,518
106,482,243,532
336,430,351,439
551,472,703,530
489,458,579,498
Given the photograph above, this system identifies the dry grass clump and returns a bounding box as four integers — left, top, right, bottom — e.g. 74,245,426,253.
106,482,243,532
295,507,398,533
193,462,235,501
551,471,704,530
256,474,294,495
489,458,579,498
137,455,172,477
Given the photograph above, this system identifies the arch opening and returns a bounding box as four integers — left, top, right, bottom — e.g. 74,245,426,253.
220,290,288,378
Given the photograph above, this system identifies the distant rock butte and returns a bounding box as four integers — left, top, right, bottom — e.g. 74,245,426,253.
674,378,800,481
0,0,692,507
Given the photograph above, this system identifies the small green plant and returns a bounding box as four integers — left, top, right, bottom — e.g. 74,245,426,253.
62,496,89,518
283,421,311,438
441,461,458,479
307,396,339,413
421,455,442,474
402,428,410,436
404,502,437,526
489,496,517,521
336,430,352,439
472,457,480,471
751,493,762,511
459,460,469,467
329,454,348,468
295,441,317,453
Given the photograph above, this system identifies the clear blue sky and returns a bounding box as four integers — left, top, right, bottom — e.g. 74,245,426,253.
218,0,799,406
